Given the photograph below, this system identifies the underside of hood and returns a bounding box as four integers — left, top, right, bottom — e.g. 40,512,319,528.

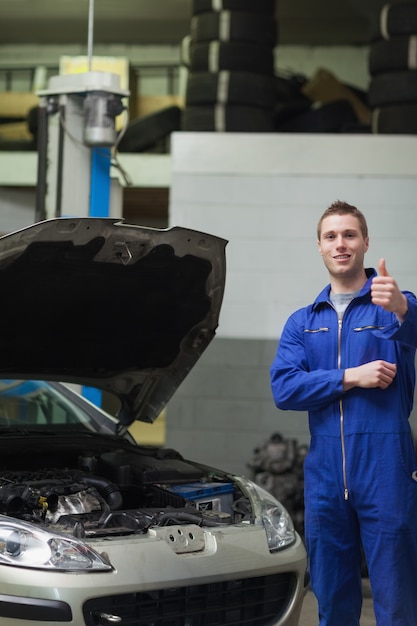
0,218,227,426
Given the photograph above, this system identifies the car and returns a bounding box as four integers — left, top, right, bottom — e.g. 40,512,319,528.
0,217,308,626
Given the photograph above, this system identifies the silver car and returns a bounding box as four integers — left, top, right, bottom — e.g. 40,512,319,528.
0,218,307,626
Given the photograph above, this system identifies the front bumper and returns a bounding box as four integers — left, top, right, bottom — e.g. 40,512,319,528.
0,524,307,625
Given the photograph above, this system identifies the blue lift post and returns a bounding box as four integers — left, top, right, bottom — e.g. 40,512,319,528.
82,146,112,407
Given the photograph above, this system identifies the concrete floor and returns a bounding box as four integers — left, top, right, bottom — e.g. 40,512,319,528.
299,579,376,625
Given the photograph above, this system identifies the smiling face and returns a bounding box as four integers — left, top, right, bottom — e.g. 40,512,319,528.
318,213,369,292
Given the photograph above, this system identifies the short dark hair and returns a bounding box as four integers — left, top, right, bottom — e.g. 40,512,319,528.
317,200,368,240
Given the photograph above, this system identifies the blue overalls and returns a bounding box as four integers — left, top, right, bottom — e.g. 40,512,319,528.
270,269,417,626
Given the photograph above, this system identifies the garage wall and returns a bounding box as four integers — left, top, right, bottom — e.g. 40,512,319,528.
167,132,417,476
164,336,304,477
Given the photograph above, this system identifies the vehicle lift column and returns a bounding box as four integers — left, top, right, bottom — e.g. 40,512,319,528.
36,71,128,222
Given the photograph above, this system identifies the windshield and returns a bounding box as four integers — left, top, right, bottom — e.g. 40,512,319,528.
0,380,119,434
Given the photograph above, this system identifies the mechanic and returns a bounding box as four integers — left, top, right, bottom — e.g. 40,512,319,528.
270,200,417,626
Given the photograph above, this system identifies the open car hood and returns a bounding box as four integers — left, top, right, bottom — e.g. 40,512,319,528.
0,218,227,426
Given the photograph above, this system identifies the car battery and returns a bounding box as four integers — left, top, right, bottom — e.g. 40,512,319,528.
167,482,234,514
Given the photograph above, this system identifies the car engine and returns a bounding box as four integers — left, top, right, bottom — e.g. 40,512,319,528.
0,442,249,538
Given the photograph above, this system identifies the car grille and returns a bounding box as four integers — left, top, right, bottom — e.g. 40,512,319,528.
83,573,296,625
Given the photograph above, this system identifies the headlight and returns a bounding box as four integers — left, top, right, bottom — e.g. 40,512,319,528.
234,477,296,552
0,516,112,571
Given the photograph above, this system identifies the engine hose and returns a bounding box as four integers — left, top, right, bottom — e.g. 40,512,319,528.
76,474,123,511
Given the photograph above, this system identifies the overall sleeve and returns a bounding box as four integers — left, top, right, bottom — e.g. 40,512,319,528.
270,311,344,412
373,291,417,348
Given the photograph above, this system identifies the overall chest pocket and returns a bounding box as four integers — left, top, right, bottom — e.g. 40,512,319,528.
303,326,336,369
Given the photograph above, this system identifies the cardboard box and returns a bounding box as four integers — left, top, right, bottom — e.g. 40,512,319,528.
0,121,32,140
136,95,184,119
0,92,39,119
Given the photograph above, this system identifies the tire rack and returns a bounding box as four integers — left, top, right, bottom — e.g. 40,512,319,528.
369,1,417,133
181,0,278,132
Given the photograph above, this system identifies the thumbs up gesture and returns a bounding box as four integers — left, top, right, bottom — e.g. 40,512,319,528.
371,258,408,321
377,258,388,277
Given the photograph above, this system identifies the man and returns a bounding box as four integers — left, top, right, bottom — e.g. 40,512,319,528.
270,200,417,626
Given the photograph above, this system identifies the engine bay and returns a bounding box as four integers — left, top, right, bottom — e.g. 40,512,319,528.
0,440,249,538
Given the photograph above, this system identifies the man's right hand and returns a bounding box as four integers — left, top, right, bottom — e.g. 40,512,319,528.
343,360,397,391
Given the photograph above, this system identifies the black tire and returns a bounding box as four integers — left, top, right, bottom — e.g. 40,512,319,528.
189,40,274,75
180,35,192,67
0,138,36,151
182,104,274,131
190,11,277,46
369,71,417,107
192,0,276,15
274,73,309,104
185,71,276,108
27,106,39,136
372,104,417,133
118,106,182,153
371,3,417,40
369,36,417,75
274,99,359,133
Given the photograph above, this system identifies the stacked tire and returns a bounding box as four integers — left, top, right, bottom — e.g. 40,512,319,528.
181,0,278,132
369,2,417,133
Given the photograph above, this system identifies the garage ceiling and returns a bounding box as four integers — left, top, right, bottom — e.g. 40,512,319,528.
0,0,385,47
